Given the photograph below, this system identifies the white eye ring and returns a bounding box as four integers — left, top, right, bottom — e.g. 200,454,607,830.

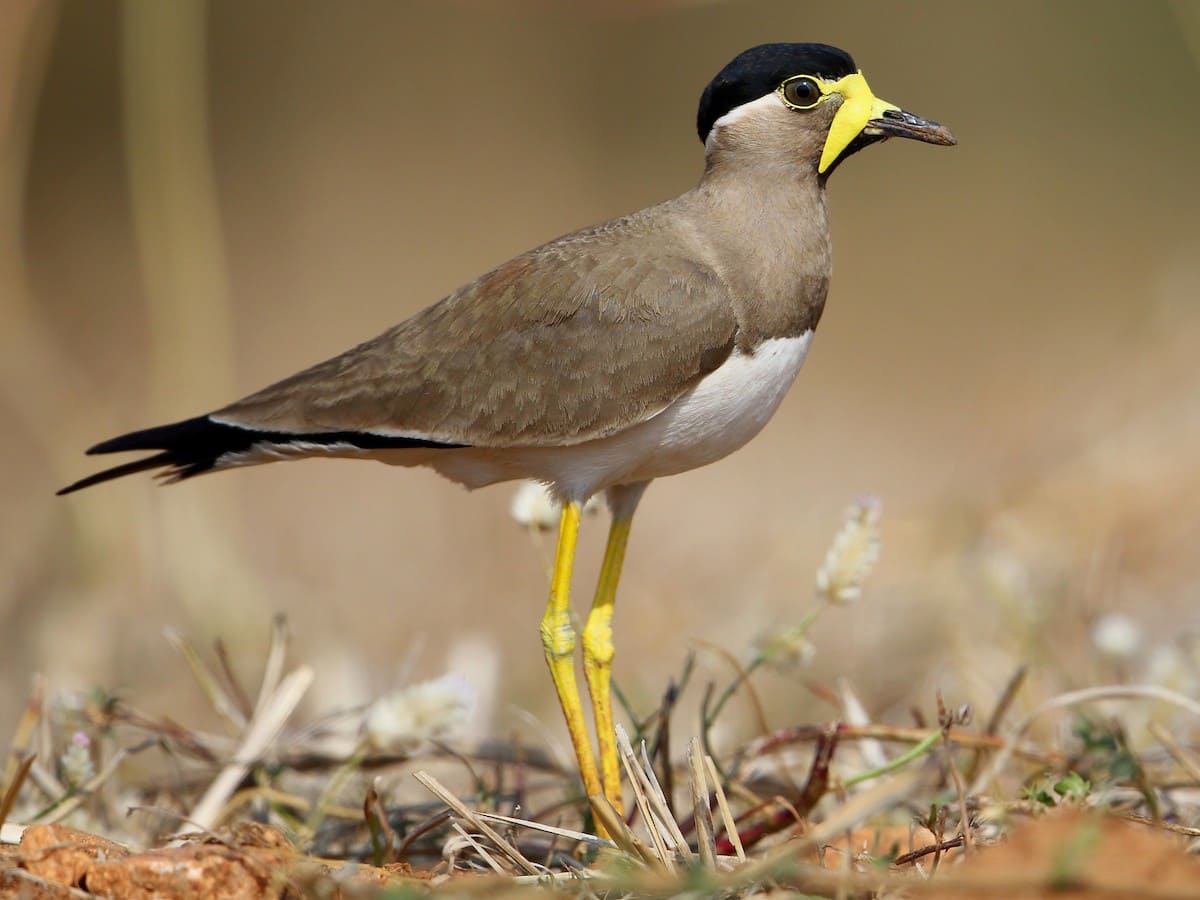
779,75,825,110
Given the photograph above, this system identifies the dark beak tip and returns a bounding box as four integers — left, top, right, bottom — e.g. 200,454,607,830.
869,110,957,147
929,126,957,147
929,121,958,146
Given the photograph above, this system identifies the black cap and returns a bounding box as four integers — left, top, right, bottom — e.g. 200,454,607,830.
697,43,857,143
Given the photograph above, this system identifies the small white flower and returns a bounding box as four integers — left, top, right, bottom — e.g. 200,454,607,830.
756,625,817,672
1092,614,1142,660
815,496,882,606
1146,644,1185,686
509,481,602,531
60,731,94,788
1143,642,1199,705
364,673,475,753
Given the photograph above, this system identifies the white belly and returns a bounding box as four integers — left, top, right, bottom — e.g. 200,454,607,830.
421,332,814,499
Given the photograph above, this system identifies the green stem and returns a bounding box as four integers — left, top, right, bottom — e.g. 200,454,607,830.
842,729,942,787
706,602,828,728
706,653,766,728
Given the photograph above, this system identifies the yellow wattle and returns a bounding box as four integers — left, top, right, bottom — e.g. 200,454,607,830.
818,72,900,174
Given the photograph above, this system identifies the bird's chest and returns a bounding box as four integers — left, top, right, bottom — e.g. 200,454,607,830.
609,331,814,482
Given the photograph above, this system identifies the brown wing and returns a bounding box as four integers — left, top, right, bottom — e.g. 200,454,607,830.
216,211,739,447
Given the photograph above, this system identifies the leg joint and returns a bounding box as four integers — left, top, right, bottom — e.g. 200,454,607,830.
540,609,576,661
582,607,615,667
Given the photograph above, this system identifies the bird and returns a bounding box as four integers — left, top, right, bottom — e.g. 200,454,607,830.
60,42,954,822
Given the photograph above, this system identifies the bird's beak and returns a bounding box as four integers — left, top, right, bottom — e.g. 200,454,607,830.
818,72,956,174
864,107,957,147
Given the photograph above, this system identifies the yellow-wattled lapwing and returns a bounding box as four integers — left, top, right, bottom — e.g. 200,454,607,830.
61,43,954,818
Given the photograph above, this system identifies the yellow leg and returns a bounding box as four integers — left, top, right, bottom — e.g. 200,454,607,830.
539,502,603,804
582,513,634,815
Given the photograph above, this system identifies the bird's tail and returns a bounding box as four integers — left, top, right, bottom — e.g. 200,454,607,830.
57,414,462,495
57,415,271,494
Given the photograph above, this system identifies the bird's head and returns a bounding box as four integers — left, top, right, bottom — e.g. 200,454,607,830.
697,43,955,177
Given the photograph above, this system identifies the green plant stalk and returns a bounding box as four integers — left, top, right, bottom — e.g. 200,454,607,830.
842,729,942,787
302,740,368,846
706,602,827,727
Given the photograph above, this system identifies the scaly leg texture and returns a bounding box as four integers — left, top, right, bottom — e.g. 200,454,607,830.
582,482,647,814
582,516,632,813
539,502,602,802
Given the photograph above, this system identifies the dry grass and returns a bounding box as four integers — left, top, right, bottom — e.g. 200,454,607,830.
3,4,1200,898
3,494,1199,898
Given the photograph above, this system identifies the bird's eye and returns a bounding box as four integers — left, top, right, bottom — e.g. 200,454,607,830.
781,76,822,109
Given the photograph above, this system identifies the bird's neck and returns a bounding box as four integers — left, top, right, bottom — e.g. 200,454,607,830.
688,152,832,346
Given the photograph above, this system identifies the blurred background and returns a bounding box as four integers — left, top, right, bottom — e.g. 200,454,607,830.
2,1,1198,750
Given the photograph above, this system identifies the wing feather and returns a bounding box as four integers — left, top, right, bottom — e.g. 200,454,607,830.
219,209,738,447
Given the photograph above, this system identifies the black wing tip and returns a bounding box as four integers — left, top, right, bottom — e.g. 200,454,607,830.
57,451,179,495
62,414,232,495
60,414,467,496
85,414,215,456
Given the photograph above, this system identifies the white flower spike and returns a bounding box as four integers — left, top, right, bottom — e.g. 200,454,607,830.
364,673,475,753
815,496,882,606
1092,613,1142,661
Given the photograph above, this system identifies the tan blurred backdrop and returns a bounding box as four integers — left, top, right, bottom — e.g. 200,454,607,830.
3,1,1198,744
